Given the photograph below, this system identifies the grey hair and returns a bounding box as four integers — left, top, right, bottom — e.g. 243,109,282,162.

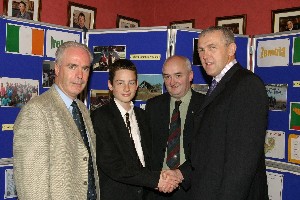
163,55,192,72
199,26,235,46
55,41,93,65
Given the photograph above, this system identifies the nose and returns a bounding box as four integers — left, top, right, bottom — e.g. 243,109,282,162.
169,77,175,86
76,68,83,79
124,83,130,91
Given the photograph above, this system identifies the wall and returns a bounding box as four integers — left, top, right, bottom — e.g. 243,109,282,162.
1,0,300,36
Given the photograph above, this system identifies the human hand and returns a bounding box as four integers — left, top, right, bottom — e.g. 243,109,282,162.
157,169,183,193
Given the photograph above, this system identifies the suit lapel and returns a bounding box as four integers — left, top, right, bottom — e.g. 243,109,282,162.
199,64,241,112
109,101,139,161
49,86,83,143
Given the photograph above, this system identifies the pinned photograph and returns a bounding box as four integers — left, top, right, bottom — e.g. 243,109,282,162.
42,60,55,88
289,102,300,131
89,89,110,111
136,74,163,101
0,77,39,108
4,169,17,199
265,84,287,111
92,45,126,72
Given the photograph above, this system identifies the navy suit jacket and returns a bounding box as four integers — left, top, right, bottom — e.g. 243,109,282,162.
191,63,269,200
91,100,160,200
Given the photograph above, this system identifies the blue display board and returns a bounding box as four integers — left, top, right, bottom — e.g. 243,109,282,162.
254,31,300,200
0,16,83,200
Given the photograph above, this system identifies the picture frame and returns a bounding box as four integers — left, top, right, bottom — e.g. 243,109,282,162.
272,7,300,33
170,19,195,29
116,15,140,28
3,0,41,21
68,1,97,30
215,14,246,34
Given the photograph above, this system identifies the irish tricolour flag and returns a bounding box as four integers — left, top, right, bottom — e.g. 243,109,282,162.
6,23,44,56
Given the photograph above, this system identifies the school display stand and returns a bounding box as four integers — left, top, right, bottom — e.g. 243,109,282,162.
1,16,294,199
253,30,300,200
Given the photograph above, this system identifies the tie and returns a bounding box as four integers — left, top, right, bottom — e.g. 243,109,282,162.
71,101,97,200
166,100,182,169
207,79,218,96
125,113,132,137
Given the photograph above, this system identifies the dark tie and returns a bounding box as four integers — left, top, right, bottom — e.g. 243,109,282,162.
166,100,182,169
71,101,97,200
207,79,218,96
125,113,132,137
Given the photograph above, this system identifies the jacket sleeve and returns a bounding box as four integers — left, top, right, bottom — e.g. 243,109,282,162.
13,104,51,200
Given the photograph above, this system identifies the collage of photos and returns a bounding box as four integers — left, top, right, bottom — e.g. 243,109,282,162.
0,77,39,108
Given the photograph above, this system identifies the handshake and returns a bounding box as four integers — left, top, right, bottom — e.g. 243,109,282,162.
157,169,184,193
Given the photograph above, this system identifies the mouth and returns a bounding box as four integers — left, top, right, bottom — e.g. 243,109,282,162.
122,93,131,97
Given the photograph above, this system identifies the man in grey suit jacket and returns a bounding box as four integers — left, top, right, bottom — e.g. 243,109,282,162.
191,26,269,199
146,55,205,200
13,41,100,199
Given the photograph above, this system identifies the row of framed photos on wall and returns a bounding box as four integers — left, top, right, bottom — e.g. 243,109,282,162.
3,1,300,34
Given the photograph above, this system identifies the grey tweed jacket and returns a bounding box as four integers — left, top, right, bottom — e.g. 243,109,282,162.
13,86,100,200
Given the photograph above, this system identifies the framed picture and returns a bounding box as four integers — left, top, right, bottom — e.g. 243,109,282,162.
272,7,300,33
68,1,97,30
216,14,246,34
3,0,41,21
170,19,195,29
116,15,140,28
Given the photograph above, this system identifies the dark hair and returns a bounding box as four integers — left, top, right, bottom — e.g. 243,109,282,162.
19,1,26,7
199,26,235,46
78,12,86,20
109,59,137,83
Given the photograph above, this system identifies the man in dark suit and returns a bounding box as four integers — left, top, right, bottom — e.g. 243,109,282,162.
146,55,205,199
191,26,269,199
91,59,182,200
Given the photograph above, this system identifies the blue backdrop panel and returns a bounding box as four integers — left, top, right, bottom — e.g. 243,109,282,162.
0,16,83,200
174,29,250,84
86,28,169,107
254,32,300,200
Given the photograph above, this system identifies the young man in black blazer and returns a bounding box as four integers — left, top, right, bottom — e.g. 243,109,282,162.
91,59,182,200
191,26,269,200
146,55,205,200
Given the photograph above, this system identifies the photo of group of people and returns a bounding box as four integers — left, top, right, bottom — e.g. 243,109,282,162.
0,77,39,108
92,45,125,72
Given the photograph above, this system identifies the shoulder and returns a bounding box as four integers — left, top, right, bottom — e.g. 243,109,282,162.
191,90,205,100
146,92,169,105
91,103,111,119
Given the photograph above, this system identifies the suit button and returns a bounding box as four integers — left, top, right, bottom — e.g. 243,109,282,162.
83,157,87,161
84,181,87,185
137,189,142,194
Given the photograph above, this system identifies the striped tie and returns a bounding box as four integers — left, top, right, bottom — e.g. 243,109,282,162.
166,100,182,169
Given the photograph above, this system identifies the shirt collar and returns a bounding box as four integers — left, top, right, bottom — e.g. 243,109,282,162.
214,59,237,83
114,98,134,117
170,88,192,105
54,84,74,108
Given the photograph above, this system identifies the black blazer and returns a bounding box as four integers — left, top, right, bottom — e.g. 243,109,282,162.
145,90,205,199
191,63,269,200
91,100,160,200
